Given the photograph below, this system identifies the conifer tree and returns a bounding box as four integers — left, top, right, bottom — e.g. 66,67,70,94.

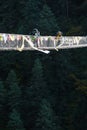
0,80,6,128
21,0,44,33
0,0,18,32
25,58,48,129
7,109,25,130
27,58,47,103
36,98,62,130
37,4,59,35
6,70,18,87
6,70,21,110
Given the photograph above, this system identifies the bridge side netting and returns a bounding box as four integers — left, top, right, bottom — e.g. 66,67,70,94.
0,33,87,51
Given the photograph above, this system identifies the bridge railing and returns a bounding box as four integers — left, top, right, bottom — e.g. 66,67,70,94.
0,33,87,50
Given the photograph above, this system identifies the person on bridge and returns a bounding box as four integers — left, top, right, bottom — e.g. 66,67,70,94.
55,31,63,46
55,31,62,40
33,28,40,47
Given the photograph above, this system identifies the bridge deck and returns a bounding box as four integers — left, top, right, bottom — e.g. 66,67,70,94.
0,33,87,53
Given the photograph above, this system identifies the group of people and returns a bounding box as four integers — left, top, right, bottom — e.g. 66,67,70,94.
32,28,63,47
33,28,62,39
0,29,63,48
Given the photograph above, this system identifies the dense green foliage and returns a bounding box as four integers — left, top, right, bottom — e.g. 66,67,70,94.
0,0,87,35
7,109,25,130
0,0,87,130
0,80,6,129
0,51,87,130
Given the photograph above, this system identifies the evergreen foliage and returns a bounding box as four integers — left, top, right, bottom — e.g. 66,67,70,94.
36,98,62,130
0,0,87,34
6,70,21,110
37,4,59,35
0,80,6,129
0,0,87,130
27,58,48,102
25,58,49,129
20,0,43,33
6,70,18,87
7,109,25,130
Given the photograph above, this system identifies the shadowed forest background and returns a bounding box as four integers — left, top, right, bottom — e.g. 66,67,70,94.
0,0,87,130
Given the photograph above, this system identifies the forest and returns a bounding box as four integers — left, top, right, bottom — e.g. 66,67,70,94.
0,0,87,130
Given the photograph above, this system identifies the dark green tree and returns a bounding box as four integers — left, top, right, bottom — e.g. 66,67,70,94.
6,70,18,87
25,58,49,129
0,0,19,32
20,0,44,33
27,58,48,101
0,0,28,33
36,98,62,130
6,70,21,110
37,4,59,35
0,80,6,129
7,109,25,130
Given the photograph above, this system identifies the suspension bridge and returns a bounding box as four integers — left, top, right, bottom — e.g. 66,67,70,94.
0,33,87,54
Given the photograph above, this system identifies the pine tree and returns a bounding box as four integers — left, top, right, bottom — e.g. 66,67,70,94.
25,58,48,129
0,0,28,33
0,0,7,32
0,0,19,32
6,70,21,110
8,82,21,110
37,4,59,35
27,58,47,102
6,70,18,87
36,98,62,130
0,79,6,128
21,0,44,33
7,109,25,130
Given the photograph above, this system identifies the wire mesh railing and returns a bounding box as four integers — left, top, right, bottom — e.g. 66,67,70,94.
0,33,87,53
